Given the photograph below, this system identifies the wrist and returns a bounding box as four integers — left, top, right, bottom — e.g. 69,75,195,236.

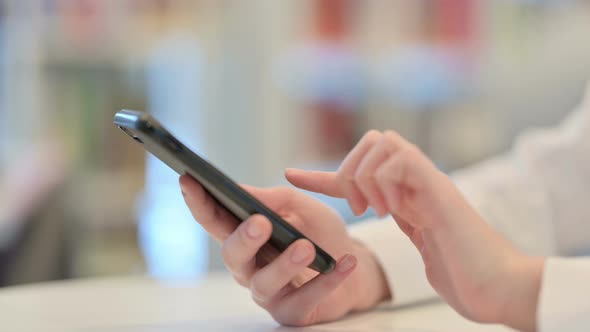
500,255,545,332
347,239,391,312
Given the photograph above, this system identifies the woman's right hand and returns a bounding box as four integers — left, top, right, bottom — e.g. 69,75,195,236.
286,130,544,332
179,175,390,326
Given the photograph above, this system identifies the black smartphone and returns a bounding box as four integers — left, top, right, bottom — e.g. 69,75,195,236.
114,109,336,274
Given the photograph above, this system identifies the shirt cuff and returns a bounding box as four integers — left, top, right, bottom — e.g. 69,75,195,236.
348,217,437,307
538,257,590,332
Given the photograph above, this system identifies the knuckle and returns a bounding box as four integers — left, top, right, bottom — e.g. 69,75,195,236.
321,275,341,290
381,172,398,185
383,130,402,144
363,130,382,144
336,170,354,185
250,274,272,301
221,241,235,268
399,145,418,159
275,186,294,198
382,130,399,141
380,156,403,182
383,129,397,137
232,273,250,288
273,309,312,327
277,255,296,274
406,143,422,155
380,131,404,155
336,172,356,192
354,170,374,184
250,291,268,308
375,166,389,182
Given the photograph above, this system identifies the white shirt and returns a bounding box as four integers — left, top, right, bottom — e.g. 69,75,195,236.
350,84,590,332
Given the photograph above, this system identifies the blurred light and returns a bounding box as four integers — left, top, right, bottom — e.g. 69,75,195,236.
378,44,471,109
139,32,208,281
275,43,367,108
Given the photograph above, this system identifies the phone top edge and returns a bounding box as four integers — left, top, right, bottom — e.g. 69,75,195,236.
114,109,153,129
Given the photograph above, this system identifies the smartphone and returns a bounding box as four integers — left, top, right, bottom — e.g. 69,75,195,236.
114,109,336,274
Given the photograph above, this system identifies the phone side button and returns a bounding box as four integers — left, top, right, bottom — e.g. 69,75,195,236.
167,139,183,152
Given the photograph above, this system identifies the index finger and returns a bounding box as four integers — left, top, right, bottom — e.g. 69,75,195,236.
285,130,385,199
180,174,238,242
284,169,344,198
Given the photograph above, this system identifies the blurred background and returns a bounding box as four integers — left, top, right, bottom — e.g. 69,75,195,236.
1,0,589,286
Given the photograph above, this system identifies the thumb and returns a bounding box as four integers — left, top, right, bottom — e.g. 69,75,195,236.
240,184,294,212
284,168,345,198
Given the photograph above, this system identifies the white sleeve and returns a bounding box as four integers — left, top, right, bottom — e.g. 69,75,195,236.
350,84,590,309
453,87,590,330
453,87,590,257
538,257,590,332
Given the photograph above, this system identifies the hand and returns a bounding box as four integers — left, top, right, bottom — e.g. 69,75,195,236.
285,130,544,332
179,175,390,326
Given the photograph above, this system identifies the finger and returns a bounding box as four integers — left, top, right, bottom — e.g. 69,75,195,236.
375,151,408,216
354,135,399,216
180,174,238,242
376,144,427,217
272,254,358,326
221,214,273,282
337,130,383,215
285,168,366,216
241,185,295,212
369,131,413,213
249,239,316,305
284,169,342,198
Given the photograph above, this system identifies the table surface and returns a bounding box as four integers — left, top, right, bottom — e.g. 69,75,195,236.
0,274,515,332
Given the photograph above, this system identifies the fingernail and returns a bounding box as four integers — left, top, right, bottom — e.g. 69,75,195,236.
246,220,262,239
290,244,311,264
353,205,363,216
337,255,357,273
347,199,359,216
352,203,365,216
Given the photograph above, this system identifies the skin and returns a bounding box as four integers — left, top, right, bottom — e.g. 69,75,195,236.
181,129,544,331
179,176,390,326
285,130,544,331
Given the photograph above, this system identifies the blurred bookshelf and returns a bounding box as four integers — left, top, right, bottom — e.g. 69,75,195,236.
0,0,589,283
